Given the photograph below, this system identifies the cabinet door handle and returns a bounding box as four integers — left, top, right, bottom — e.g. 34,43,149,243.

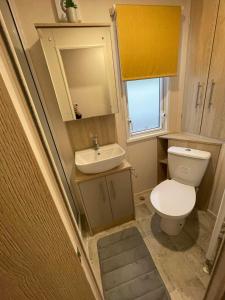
208,80,215,108
110,181,116,199
99,183,106,202
195,82,202,108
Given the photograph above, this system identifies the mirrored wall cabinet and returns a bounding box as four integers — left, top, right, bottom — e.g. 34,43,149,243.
37,24,118,121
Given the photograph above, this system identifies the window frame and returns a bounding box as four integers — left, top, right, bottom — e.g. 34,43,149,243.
124,78,168,142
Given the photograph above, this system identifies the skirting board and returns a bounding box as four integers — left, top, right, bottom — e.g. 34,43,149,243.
207,209,217,220
134,188,153,207
134,188,153,198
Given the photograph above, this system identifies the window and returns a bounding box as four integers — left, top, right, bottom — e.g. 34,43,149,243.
126,78,165,139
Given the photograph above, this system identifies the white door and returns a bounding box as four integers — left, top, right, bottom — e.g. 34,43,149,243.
106,170,134,222
79,177,113,232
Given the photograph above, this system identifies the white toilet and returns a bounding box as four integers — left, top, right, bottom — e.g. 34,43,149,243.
150,146,211,236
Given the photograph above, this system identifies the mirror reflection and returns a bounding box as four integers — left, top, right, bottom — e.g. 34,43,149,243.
60,47,111,119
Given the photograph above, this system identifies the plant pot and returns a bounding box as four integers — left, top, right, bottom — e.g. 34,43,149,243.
66,7,78,22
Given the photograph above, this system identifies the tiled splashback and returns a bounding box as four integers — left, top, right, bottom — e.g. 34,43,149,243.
66,114,117,151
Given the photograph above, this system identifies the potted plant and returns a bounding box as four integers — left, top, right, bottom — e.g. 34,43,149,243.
61,0,78,22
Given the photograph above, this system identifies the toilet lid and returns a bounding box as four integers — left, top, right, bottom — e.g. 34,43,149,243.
151,180,196,218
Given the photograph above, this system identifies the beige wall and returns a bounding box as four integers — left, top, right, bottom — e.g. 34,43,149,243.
127,139,158,192
9,0,190,193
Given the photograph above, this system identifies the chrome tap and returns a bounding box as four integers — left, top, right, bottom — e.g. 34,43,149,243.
92,135,100,151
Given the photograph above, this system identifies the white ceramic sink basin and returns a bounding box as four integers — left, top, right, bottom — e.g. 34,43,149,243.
75,143,126,174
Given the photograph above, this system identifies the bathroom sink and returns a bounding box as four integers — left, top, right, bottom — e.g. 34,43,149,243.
75,143,126,174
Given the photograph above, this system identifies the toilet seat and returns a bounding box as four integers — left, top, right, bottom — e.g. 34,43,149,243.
151,179,196,219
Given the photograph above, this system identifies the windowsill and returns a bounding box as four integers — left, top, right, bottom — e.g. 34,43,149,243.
127,129,169,144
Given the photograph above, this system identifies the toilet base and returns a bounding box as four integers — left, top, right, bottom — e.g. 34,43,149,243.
160,216,185,236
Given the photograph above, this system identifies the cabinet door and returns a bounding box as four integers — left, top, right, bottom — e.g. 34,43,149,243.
79,177,113,232
182,0,219,133
201,0,225,139
106,170,134,222
39,27,117,121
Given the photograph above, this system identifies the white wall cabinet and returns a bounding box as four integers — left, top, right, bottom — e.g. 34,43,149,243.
79,170,134,234
37,25,118,121
182,0,225,139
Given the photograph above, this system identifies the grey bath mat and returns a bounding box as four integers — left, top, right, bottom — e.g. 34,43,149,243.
97,227,170,300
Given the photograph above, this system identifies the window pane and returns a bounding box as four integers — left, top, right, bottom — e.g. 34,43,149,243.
127,78,161,134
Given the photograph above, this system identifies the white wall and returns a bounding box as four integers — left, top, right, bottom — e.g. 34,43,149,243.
9,0,190,194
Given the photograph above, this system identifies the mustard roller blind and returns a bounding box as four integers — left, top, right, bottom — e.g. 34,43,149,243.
116,4,181,81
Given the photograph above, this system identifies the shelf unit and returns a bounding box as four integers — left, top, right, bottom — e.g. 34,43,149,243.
157,138,169,183
159,158,168,165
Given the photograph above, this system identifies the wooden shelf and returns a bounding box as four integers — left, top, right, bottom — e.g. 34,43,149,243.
159,158,168,165
157,138,169,183
159,132,223,145
35,23,110,28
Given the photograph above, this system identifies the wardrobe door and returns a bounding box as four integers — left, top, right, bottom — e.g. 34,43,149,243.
182,0,219,134
201,0,225,139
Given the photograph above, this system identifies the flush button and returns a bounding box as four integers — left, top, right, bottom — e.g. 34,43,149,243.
185,148,191,151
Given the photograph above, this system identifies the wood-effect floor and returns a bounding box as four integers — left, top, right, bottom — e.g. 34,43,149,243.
86,192,215,300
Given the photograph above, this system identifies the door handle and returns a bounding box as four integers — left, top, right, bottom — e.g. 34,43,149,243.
110,181,116,199
99,183,106,202
195,82,202,108
208,80,215,108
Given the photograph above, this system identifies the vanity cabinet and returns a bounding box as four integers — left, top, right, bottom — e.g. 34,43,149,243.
78,168,134,234
182,0,225,139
